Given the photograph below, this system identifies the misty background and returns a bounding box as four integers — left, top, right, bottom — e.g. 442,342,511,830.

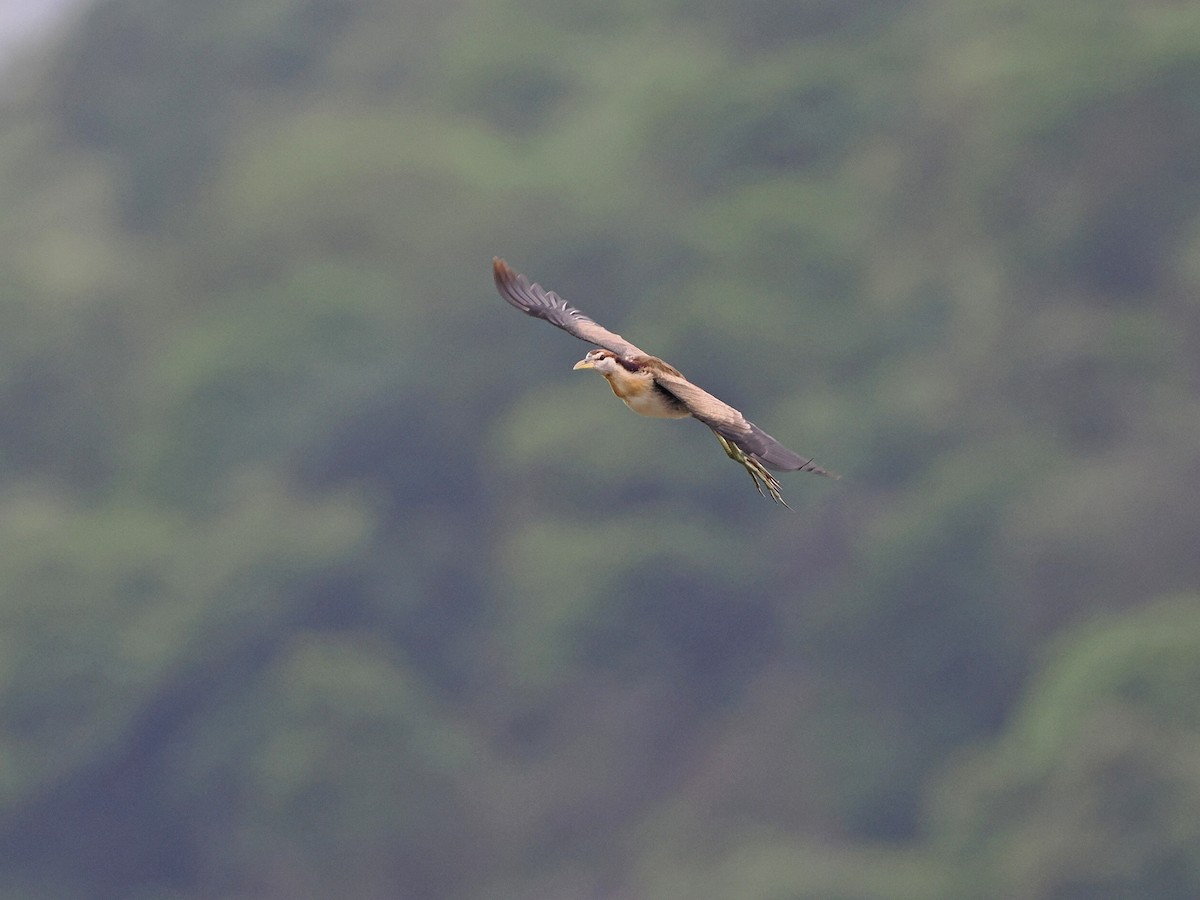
0,0,1198,897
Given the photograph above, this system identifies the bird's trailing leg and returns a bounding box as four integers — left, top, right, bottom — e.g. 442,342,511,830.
715,434,791,509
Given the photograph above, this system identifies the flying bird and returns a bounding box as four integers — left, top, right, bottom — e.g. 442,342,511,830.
493,258,836,507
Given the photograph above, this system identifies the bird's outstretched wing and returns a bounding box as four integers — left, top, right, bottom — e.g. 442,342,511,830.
652,369,837,478
493,258,649,359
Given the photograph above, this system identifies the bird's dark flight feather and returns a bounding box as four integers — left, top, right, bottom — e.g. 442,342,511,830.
718,421,835,476
493,258,647,359
651,372,836,477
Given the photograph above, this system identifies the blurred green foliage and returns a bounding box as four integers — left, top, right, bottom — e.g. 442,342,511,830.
0,0,1197,896
932,597,1200,899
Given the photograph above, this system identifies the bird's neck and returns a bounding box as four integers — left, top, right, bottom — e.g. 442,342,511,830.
600,366,648,400
601,368,689,419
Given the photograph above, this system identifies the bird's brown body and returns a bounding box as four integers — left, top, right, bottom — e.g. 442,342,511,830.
493,257,836,505
580,354,690,419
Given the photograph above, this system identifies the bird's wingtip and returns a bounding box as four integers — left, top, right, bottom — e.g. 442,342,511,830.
807,461,841,480
493,257,522,294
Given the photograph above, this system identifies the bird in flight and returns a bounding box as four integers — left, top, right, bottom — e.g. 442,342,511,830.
493,258,836,507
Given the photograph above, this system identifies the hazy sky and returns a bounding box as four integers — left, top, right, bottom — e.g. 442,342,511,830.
0,0,84,63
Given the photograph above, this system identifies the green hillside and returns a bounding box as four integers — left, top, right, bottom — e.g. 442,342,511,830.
0,0,1198,896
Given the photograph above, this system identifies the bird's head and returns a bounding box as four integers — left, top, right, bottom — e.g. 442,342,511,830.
572,348,622,374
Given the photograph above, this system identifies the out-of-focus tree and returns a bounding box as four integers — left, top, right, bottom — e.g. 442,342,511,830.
930,596,1200,900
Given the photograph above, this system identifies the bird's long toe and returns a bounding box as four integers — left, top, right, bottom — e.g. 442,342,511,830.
716,433,791,508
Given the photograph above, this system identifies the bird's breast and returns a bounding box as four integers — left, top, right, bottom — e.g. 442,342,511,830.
603,373,690,419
